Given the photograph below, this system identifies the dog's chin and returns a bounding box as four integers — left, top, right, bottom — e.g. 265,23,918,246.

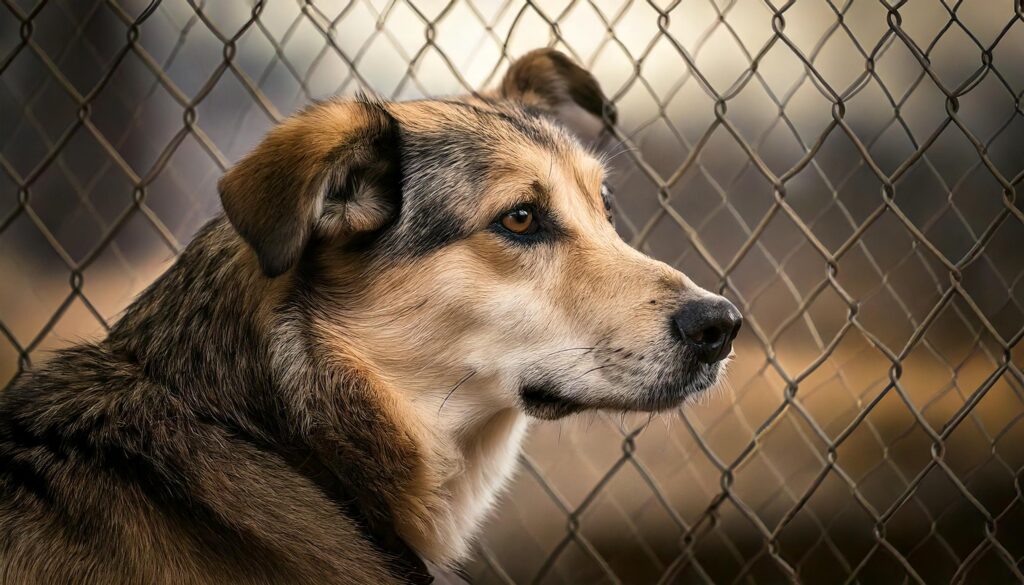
519,363,723,421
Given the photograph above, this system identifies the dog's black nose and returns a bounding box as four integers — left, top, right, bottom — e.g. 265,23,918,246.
672,296,742,364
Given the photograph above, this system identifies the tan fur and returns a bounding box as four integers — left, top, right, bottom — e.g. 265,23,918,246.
300,124,720,561
219,100,401,277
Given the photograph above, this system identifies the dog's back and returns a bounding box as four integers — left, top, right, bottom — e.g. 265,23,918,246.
0,344,224,584
0,339,402,585
0,215,442,584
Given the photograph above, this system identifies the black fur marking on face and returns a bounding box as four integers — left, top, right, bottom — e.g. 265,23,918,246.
520,383,588,420
334,103,582,262
335,129,476,261
395,203,469,257
438,99,562,151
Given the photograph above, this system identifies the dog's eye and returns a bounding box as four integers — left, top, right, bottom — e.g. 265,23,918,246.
499,207,538,235
601,184,613,210
601,183,615,224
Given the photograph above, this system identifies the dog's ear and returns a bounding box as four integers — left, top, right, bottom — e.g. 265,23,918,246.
218,99,401,277
500,48,616,140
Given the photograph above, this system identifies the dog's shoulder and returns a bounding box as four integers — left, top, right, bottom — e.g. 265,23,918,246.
0,343,172,583
0,344,402,585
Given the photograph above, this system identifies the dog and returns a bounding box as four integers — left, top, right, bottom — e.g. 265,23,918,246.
0,49,741,584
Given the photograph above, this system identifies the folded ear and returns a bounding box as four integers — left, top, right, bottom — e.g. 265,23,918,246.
499,48,616,141
218,99,401,277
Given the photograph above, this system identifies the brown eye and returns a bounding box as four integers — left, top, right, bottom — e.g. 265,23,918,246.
500,208,537,234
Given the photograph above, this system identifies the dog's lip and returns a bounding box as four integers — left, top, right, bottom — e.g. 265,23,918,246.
520,359,723,419
520,381,703,419
519,383,587,420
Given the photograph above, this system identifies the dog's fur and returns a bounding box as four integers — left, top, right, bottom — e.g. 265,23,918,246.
0,49,731,584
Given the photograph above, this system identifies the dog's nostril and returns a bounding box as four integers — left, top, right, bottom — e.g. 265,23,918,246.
672,296,743,364
689,325,722,346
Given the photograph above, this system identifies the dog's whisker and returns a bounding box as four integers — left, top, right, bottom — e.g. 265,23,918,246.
553,362,622,400
521,346,600,374
438,369,477,415
600,143,639,166
376,297,430,327
571,363,615,383
598,138,628,157
542,346,597,357
659,411,672,431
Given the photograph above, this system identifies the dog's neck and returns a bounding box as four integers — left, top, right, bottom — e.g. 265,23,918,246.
106,219,529,567
299,296,532,565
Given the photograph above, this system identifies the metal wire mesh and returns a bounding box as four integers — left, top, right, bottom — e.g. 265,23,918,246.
2,0,1023,583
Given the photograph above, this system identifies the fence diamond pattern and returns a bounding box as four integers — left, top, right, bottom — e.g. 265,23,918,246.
2,0,1023,583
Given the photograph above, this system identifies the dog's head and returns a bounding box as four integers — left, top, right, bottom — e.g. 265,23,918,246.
219,49,741,422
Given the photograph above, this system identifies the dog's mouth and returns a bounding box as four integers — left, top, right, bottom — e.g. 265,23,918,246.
520,383,589,420
519,361,723,421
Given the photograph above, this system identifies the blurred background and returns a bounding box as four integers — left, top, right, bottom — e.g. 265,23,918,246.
2,0,1023,583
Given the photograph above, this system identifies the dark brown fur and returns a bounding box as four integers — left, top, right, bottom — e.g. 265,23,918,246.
0,223,415,584
0,49,613,585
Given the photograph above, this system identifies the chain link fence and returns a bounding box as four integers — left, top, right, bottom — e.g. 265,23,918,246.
2,0,1023,583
